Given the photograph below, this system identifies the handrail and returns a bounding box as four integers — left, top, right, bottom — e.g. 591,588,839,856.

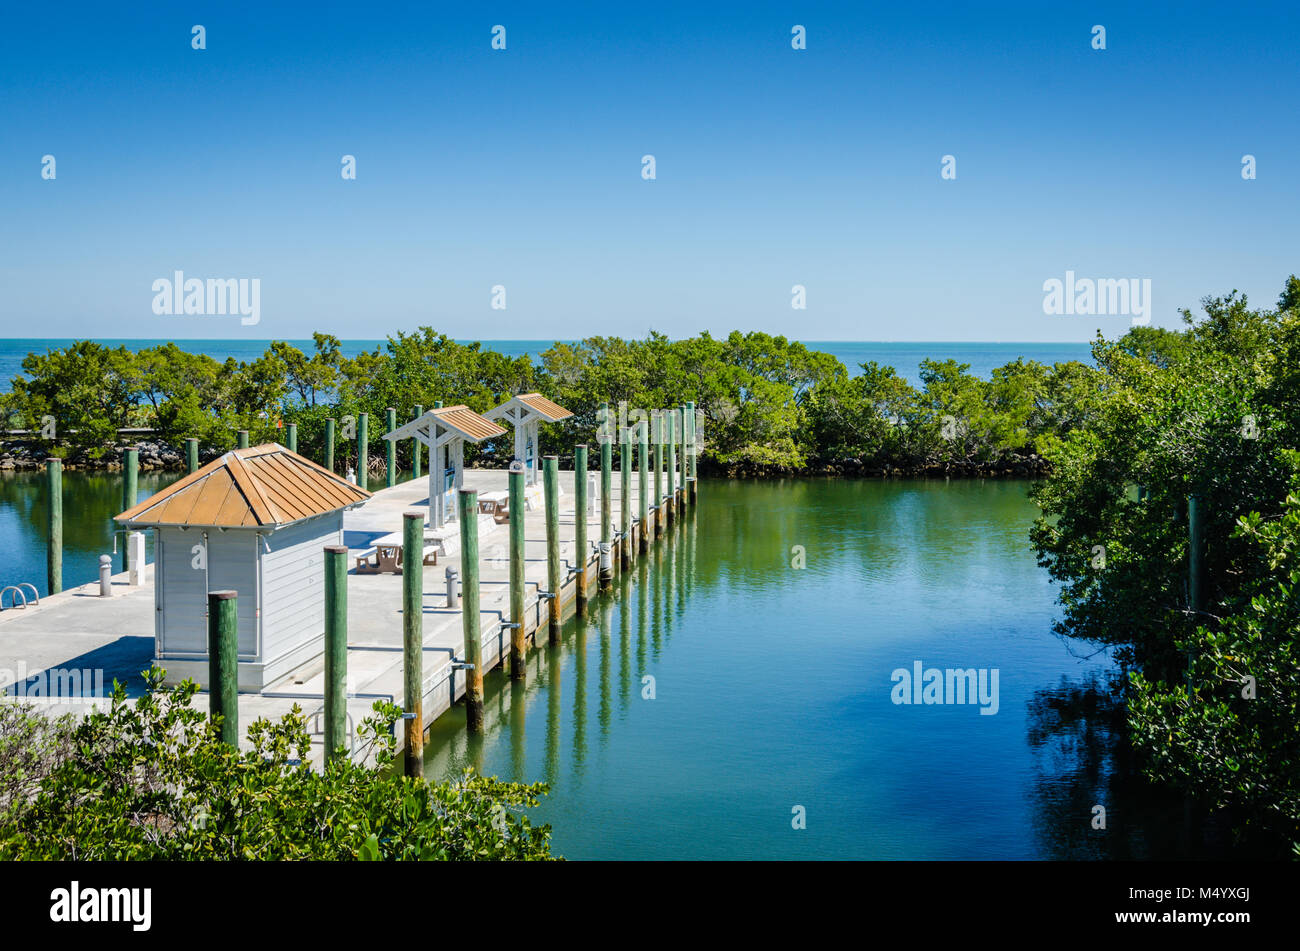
0,586,28,610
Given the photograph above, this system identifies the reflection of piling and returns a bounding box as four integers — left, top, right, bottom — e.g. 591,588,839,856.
638,421,649,554
324,418,336,472
207,590,239,747
385,407,397,487
544,455,562,643
357,413,369,491
323,544,348,763
458,490,484,733
574,445,589,615
46,459,62,595
509,465,527,678
402,511,424,776
186,437,200,473
286,422,297,454
620,426,632,570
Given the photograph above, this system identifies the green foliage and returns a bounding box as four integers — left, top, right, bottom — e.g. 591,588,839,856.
0,669,553,860
1030,275,1300,851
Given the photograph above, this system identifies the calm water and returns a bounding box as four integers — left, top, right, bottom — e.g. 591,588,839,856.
0,470,181,596
2,471,1185,858
424,478,1183,860
0,339,1093,392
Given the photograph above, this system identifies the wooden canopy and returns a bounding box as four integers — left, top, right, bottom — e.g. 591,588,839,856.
115,443,371,529
484,393,573,485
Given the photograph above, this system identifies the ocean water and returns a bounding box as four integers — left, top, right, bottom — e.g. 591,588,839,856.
0,339,1093,394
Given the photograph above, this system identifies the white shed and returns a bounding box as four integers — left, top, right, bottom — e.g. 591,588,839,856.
115,443,371,691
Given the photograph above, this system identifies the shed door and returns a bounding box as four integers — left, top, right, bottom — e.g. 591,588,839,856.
157,529,209,656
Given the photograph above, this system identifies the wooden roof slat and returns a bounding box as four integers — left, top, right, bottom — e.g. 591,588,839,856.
115,443,371,529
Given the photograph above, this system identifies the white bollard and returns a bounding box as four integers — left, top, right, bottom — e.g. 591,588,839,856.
99,554,112,596
445,566,460,609
127,531,146,586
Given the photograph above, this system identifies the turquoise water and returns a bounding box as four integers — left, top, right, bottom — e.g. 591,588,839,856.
423,478,1181,860
0,339,1093,393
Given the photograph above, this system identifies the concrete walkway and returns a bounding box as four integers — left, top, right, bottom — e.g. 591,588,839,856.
0,466,684,768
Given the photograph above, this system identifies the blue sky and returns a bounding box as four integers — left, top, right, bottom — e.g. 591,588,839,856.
1,1,1297,342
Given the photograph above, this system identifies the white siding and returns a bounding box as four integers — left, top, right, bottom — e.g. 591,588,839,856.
157,527,257,659
259,514,341,662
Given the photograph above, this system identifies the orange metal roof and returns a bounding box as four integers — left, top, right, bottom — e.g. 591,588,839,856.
115,443,371,528
430,405,507,441
512,393,574,421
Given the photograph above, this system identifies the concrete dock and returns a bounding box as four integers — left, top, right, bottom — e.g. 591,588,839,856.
0,466,682,767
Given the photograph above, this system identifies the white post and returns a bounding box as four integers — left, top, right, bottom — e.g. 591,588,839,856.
127,531,146,585
514,411,526,477
431,431,446,529
98,554,112,597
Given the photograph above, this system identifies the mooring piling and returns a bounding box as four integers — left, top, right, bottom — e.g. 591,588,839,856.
324,418,336,472
620,425,632,570
600,405,613,589
1188,494,1205,615
653,410,664,538
323,544,348,763
237,430,249,449
385,407,397,487
46,458,62,595
121,447,138,571
677,405,688,516
185,437,200,473
286,422,297,454
207,590,239,747
686,401,697,506
638,420,649,554
412,405,423,478
544,454,562,643
458,489,484,733
509,462,527,679
402,510,424,776
665,410,676,528
574,444,590,615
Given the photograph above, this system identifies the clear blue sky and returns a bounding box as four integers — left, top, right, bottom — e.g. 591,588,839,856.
1,1,1296,342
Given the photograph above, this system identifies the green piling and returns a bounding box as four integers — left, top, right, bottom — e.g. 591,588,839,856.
46,459,62,595
574,445,590,615
509,464,527,679
402,510,424,776
185,437,199,473
1188,494,1205,615
412,405,423,479
386,407,397,487
458,489,484,732
600,405,613,589
637,420,649,553
653,410,664,538
620,425,631,570
237,430,249,449
666,410,676,527
207,590,239,747
686,401,697,505
357,413,369,491
286,422,297,454
323,544,348,763
544,455,562,643
121,447,138,571
324,418,336,472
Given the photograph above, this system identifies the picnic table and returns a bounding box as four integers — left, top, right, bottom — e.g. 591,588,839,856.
354,531,443,574
478,490,509,523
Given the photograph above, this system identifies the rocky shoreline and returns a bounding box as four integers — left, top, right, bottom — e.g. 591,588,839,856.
0,440,220,472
